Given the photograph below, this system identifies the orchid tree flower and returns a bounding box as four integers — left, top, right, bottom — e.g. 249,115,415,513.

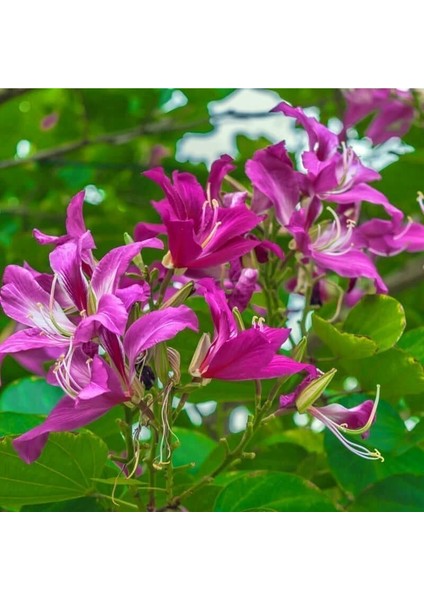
280,369,383,461
354,216,424,256
33,190,96,268
0,239,163,377
142,160,262,270
287,206,388,293
270,102,403,221
12,305,199,463
189,280,316,381
342,89,415,144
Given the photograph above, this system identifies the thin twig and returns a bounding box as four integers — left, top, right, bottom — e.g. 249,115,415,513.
0,111,273,170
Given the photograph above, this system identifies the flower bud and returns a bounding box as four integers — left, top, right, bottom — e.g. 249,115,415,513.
295,368,337,413
162,281,194,309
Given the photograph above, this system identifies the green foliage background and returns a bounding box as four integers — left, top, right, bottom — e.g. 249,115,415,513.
0,88,423,512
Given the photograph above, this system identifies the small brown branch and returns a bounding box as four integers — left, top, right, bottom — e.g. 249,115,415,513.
386,256,424,294
0,88,32,106
0,111,273,171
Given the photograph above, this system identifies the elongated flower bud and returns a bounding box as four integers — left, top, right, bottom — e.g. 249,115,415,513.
162,281,194,309
296,368,337,413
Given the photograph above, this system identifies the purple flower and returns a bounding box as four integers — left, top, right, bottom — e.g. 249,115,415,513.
281,373,383,461
354,216,424,256
0,239,163,377
33,190,96,266
190,280,316,381
287,207,388,293
342,89,415,144
272,102,403,221
143,161,262,270
246,142,301,226
12,305,199,463
226,264,258,312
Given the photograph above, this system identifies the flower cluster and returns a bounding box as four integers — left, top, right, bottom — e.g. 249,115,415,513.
1,94,423,468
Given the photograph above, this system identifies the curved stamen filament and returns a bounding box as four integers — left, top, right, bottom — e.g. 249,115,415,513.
310,407,384,461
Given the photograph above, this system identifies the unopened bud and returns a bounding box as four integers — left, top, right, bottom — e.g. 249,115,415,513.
189,333,211,378
296,368,337,413
152,342,170,384
162,281,194,309
292,337,307,362
124,232,144,270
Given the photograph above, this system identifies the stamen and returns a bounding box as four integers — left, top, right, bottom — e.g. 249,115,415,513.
311,408,384,461
201,220,222,249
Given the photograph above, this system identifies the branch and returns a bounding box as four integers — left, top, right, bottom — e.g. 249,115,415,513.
0,89,32,106
0,111,273,170
386,256,424,294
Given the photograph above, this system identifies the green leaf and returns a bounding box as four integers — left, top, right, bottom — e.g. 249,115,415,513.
0,431,108,506
344,295,406,352
0,412,43,436
0,377,63,414
350,475,424,511
325,428,424,497
312,313,377,359
214,472,335,512
173,428,218,474
338,347,424,397
398,327,424,364
312,295,406,360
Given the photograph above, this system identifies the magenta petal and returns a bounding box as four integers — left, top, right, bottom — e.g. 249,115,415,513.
12,394,116,463
192,238,259,269
0,329,67,382
65,190,87,238
144,167,204,225
260,325,291,352
33,230,61,245
166,219,203,268
316,400,375,430
246,142,299,225
134,222,167,241
208,154,234,202
49,241,88,312
1,265,51,327
74,294,128,343
124,306,198,374
328,183,403,220
206,206,262,252
201,329,276,380
91,240,162,298
255,354,316,379
273,102,339,162
312,248,388,293
13,357,125,463
115,283,150,310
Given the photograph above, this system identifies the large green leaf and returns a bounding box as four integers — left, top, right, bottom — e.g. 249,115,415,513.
338,347,424,397
398,327,424,364
0,431,108,506
0,412,43,436
312,313,377,359
312,295,406,360
350,475,424,511
0,377,63,414
214,472,335,512
325,424,424,497
344,295,406,352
